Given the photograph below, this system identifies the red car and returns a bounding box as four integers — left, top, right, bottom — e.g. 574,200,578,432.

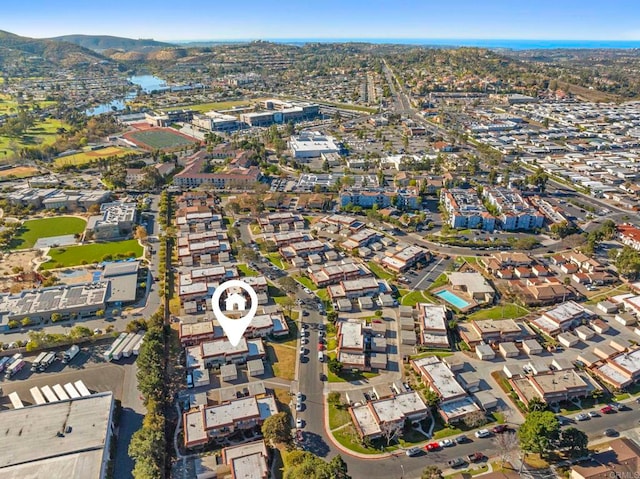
492,424,508,434
425,442,440,451
317,343,325,351
601,405,614,414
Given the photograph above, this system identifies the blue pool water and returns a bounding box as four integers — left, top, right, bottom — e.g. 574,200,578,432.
436,290,470,309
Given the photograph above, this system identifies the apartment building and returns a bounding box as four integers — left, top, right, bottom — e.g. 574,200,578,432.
530,301,594,336
483,187,545,230
327,277,382,299
510,369,591,407
619,224,640,251
381,244,429,273
440,188,496,230
416,303,450,349
592,348,640,389
183,395,278,448
337,320,366,370
308,261,370,287
340,187,419,210
349,391,430,440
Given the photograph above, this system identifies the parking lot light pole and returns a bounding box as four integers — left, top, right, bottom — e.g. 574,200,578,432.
400,464,404,479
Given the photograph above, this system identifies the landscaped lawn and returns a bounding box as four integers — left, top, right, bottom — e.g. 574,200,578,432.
367,261,394,280
12,216,87,249
328,369,379,383
331,425,389,454
237,263,259,277
328,401,352,430
295,275,318,291
265,253,287,270
410,350,453,360
316,289,330,302
41,239,143,269
468,303,529,321
401,290,429,306
268,343,297,380
427,273,449,291
53,146,133,168
0,117,69,159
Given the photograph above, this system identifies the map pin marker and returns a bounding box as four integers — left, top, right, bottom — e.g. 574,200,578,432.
209,280,258,347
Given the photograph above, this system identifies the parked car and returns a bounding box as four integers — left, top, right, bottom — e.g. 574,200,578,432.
492,424,508,434
575,413,590,421
425,442,440,451
475,429,491,438
588,411,600,418
296,418,303,429
448,457,466,468
604,428,617,437
467,452,484,463
299,347,306,355
303,288,312,294
439,439,455,447
455,435,470,444
405,447,421,457
601,405,615,414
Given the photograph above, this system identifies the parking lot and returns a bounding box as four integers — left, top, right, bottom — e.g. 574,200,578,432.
0,342,131,409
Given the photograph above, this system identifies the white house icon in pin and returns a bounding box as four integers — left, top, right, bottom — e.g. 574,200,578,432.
225,292,247,311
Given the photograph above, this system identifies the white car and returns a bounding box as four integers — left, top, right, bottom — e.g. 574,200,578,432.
296,418,303,429
301,338,309,345
296,401,303,412
475,429,491,438
439,439,454,447
303,288,312,294
296,392,303,401
300,347,306,356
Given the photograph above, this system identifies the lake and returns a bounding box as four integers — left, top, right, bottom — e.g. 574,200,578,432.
85,75,166,116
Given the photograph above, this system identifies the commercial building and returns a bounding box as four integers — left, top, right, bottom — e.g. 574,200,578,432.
145,109,194,127
192,112,243,132
483,187,545,231
416,303,450,349
0,392,115,479
3,188,111,211
241,100,319,127
440,188,496,230
183,395,278,448
349,391,430,440
86,202,137,240
0,282,108,330
288,131,341,159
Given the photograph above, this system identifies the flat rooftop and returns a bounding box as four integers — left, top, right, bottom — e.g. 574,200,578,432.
611,348,640,375
0,392,113,479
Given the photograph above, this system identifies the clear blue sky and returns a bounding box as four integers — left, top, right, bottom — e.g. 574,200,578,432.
4,0,640,41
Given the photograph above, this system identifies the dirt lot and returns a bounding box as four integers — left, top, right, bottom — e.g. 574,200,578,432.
0,251,41,292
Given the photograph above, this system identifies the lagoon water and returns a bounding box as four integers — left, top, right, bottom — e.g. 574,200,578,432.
85,75,166,116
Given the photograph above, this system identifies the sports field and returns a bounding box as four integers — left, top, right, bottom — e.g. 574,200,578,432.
12,217,87,249
124,128,196,150
54,146,133,168
41,239,143,270
0,166,40,180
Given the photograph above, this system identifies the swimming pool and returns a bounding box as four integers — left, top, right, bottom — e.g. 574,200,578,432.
436,290,470,309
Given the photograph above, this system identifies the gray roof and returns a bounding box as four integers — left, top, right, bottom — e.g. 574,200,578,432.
0,392,113,479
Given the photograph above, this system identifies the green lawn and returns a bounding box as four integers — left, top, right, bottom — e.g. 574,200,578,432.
410,350,453,360
328,370,379,383
316,289,330,302
427,273,449,291
12,217,87,249
237,263,259,277
41,239,143,269
266,253,287,270
367,261,395,280
54,146,133,168
331,425,390,454
295,275,318,291
0,117,70,159
401,290,429,306
468,303,529,321
328,400,352,430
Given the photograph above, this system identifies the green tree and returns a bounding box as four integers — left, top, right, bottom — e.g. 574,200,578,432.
21,317,32,327
279,276,299,294
422,388,440,408
421,465,444,479
328,358,343,375
559,427,588,457
69,325,93,339
262,412,292,446
328,455,350,479
526,396,547,412
51,313,62,322
518,411,560,455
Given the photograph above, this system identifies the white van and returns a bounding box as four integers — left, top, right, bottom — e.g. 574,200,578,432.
318,352,324,362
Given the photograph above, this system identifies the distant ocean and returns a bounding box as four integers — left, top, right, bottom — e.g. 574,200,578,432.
173,38,640,50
